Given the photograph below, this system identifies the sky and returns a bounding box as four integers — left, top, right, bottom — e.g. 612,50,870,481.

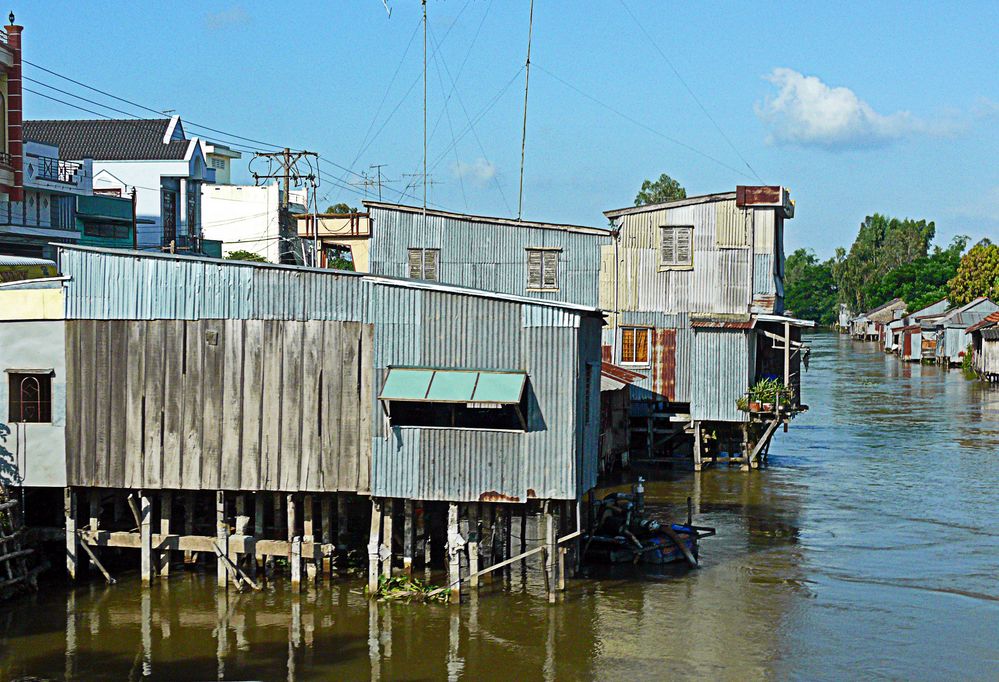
19,1,999,257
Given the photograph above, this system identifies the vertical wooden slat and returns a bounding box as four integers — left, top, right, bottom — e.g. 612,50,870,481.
107,322,129,488
260,321,284,491
64,322,80,487
181,321,205,490
300,320,324,491
358,322,374,494
240,319,264,492
279,322,304,491
201,321,225,491
78,321,97,488
321,322,343,491
337,322,359,492
142,321,165,489
124,321,146,490
92,322,111,488
161,320,185,490
220,319,245,490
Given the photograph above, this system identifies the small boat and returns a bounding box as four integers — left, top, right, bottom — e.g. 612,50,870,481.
582,479,715,567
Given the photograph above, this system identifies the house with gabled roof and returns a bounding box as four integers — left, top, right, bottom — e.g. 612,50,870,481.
967,311,999,380
930,297,999,366
24,116,215,253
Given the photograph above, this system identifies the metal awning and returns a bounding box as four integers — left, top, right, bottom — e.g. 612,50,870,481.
755,313,817,328
379,368,527,404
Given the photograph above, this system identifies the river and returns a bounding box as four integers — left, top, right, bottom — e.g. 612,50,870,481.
1,331,997,680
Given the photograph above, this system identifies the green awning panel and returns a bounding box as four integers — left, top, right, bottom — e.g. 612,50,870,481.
379,368,527,404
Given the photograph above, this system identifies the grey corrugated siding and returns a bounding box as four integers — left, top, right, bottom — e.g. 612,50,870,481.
753,253,774,296
690,328,750,422
601,312,692,404
368,207,608,307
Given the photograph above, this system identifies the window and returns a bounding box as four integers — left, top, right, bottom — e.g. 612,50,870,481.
660,226,693,268
211,157,226,170
162,190,177,244
187,185,199,238
526,249,559,290
82,220,130,240
8,372,53,423
407,248,439,281
620,327,651,365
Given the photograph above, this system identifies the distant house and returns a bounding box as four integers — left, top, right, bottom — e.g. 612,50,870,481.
202,182,308,264
932,297,999,366
863,298,907,348
837,303,852,333
967,311,999,380
24,116,214,254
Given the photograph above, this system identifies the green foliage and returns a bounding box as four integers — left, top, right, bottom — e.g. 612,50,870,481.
961,343,976,380
325,203,357,214
861,236,966,312
368,574,449,603
225,249,268,263
832,214,936,311
634,173,686,206
738,378,794,411
784,248,838,325
948,239,999,307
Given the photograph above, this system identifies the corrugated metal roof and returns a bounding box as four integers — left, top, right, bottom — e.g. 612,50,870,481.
363,201,611,236
966,311,999,334
691,319,755,329
604,192,737,219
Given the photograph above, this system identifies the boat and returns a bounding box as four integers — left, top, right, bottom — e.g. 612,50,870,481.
582,479,715,567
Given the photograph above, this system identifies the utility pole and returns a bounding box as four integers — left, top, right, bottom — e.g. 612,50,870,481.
130,186,138,251
252,149,319,264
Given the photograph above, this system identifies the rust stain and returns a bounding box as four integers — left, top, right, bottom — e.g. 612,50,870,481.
651,328,677,401
478,491,520,503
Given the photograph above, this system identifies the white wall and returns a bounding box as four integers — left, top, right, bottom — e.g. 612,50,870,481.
0,320,66,487
201,182,308,263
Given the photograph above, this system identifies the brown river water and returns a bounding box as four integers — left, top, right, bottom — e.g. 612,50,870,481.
1,331,998,680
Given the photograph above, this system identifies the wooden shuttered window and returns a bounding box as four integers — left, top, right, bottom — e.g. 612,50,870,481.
660,226,693,267
526,248,559,290
407,248,440,281
620,327,650,365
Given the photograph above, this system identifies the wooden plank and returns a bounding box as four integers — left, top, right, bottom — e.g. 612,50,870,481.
124,321,147,490
142,322,166,488
358,322,374,494
300,321,324,491
78,321,97,488
200,320,226,490
320,322,343,491
337,322,360,492
279,322,304,491
140,493,153,584
107,322,129,489
260,321,284,491
220,319,245,490
64,323,80,487
92,322,111,488
181,321,205,490
240,319,264,491
161,321,185,490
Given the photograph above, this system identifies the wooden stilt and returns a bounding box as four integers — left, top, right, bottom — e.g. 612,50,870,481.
337,494,349,549
65,488,78,581
422,504,432,574
254,493,265,576
693,421,703,471
286,494,297,586
403,500,414,577
416,502,428,571
447,502,461,604
468,503,480,590
557,503,567,590
367,499,382,594
159,491,172,577
544,501,556,604
380,499,394,578
291,536,302,592
740,424,751,472
321,495,333,578
216,491,227,589
304,494,316,584
88,489,100,574
481,504,494,583
140,492,153,585
184,491,195,565
267,493,281,577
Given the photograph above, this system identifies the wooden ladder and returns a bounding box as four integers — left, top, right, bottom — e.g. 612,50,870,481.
0,485,36,599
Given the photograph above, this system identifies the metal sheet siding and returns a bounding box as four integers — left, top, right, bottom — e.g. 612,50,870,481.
753,254,775,296
601,311,692,404
690,328,750,422
368,207,607,307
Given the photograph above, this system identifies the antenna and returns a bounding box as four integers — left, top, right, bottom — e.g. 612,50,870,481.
380,0,392,17
422,0,428,220
517,0,535,221
370,163,388,201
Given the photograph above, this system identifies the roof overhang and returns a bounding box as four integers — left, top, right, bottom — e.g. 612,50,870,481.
378,367,527,404
364,200,610,236
755,313,816,328
600,361,645,391
736,186,794,218
603,192,737,219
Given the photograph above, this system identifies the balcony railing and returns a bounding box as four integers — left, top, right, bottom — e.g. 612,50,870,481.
31,155,83,185
0,198,78,231
0,152,10,168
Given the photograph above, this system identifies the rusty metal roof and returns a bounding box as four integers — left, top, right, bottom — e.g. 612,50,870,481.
691,318,756,330
966,311,999,334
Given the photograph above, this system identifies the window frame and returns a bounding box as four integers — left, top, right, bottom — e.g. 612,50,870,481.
525,247,561,291
659,225,694,270
7,370,54,424
620,326,652,367
407,247,440,281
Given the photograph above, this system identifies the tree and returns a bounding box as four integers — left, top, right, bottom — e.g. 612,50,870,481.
324,203,357,214
225,250,268,263
862,236,966,311
634,173,686,206
784,248,838,325
948,239,999,306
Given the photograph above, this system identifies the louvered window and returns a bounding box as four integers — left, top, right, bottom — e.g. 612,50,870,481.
526,248,559,290
620,327,651,365
660,226,693,267
407,248,440,281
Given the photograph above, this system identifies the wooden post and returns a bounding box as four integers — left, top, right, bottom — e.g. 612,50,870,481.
267,493,282,577
367,499,382,594
693,421,703,472
467,503,480,590
740,424,751,472
87,489,100,574
544,501,556,604
140,492,153,585
481,503,494,583
447,503,461,604
184,491,195,565
380,499,394,578
216,491,227,589
65,488,78,581
403,500,415,577
286,494,297,585
337,494,349,549
254,493,265,576
321,495,333,578
159,491,172,577
291,536,302,592
557,503,567,590
421,504,432,574
304,494,316,585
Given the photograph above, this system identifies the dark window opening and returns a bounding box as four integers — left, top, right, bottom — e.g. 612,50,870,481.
82,220,131,240
8,372,52,423
387,400,526,431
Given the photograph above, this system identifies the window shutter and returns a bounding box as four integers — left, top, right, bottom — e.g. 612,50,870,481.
621,327,635,363
635,328,649,364
423,249,439,281
676,228,692,266
527,250,542,288
408,249,423,279
542,251,558,289
661,227,676,265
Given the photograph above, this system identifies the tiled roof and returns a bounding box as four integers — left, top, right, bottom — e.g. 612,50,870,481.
24,119,191,161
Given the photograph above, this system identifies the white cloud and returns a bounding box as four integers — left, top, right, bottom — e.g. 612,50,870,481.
205,6,250,31
756,68,931,150
452,158,497,186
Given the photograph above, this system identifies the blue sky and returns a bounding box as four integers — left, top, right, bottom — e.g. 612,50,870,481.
21,1,999,257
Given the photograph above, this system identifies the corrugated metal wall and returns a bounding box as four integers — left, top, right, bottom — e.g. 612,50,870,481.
368,207,609,307
690,328,751,423
600,311,692,403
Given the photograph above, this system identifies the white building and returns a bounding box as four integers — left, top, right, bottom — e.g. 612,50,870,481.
24,116,214,253
203,141,241,185
201,182,308,264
